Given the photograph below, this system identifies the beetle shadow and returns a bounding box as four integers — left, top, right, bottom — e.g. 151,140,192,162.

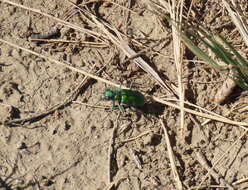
141,102,166,116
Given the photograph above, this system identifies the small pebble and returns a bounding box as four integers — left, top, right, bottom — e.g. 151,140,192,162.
17,142,27,150
103,119,113,129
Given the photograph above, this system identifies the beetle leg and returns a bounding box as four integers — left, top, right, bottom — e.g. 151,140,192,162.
115,100,125,113
109,100,119,112
130,106,137,111
118,104,125,113
111,100,116,111
129,81,134,90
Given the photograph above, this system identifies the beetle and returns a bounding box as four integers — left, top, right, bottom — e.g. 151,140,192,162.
102,88,145,111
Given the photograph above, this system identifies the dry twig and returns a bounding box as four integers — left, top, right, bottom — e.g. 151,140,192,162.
108,113,120,183
130,149,142,170
232,176,248,186
160,119,183,190
72,101,109,109
103,177,126,190
164,0,185,137
222,0,248,48
121,130,152,143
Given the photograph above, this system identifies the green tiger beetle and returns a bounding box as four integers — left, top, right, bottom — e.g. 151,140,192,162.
102,88,145,112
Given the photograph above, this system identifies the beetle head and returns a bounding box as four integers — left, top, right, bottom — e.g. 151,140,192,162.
102,89,115,101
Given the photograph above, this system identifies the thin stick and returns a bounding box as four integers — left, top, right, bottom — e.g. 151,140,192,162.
222,0,248,48
165,98,225,119
121,130,152,143
120,40,164,65
108,113,120,183
166,0,185,138
30,39,108,47
70,0,138,14
232,176,248,186
160,119,183,190
130,149,142,169
196,152,234,190
103,177,126,190
190,185,228,189
72,101,110,109
0,102,13,108
153,96,248,127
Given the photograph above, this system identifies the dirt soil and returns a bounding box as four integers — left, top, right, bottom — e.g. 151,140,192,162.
0,0,248,190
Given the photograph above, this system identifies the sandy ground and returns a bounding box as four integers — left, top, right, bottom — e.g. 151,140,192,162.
0,0,248,190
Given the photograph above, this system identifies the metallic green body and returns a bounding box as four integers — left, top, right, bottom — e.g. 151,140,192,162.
103,89,145,109
118,89,145,107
